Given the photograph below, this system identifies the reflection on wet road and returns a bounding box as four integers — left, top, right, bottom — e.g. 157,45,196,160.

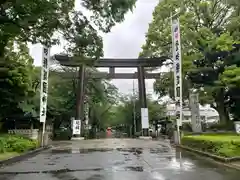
0,139,239,180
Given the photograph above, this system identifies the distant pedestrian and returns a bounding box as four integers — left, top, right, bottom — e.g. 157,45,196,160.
106,127,112,138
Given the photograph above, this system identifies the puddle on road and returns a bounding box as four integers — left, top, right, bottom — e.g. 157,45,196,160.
51,148,115,154
124,166,144,172
0,147,175,179
53,147,146,151
0,166,145,175
52,173,105,180
150,148,170,154
50,147,146,156
2,148,240,180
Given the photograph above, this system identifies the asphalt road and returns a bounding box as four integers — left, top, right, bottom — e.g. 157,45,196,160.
0,139,239,180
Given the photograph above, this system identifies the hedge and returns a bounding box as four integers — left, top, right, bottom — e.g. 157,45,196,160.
0,134,39,153
182,134,240,158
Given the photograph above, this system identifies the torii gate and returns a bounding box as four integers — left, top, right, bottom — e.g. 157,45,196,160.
54,54,168,136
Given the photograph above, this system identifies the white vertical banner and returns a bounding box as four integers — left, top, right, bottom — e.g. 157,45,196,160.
73,120,81,135
141,108,149,129
40,45,50,123
172,18,183,126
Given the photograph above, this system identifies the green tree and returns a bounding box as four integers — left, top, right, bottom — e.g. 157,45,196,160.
0,0,136,127
0,41,35,119
0,0,136,56
109,95,167,135
0,0,74,56
87,78,119,129
20,66,120,131
154,71,190,100
140,0,240,125
220,52,240,120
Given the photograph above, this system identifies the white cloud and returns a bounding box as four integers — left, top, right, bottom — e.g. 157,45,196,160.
29,0,159,98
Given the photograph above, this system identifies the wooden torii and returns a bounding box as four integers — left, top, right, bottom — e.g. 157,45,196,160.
54,54,168,136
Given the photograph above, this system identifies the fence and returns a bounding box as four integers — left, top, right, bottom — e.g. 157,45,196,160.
8,129,39,140
8,125,53,140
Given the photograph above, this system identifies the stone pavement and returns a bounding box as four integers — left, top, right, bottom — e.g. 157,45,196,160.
52,138,172,150
0,138,239,180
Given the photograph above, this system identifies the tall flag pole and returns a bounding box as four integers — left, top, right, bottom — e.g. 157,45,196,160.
40,45,50,146
171,14,183,144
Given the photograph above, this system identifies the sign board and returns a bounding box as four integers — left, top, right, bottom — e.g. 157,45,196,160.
172,18,183,126
73,120,81,135
189,92,202,132
141,108,149,129
40,46,50,123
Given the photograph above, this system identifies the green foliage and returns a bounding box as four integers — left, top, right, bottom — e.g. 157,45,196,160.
107,95,167,133
81,0,136,33
182,134,240,157
47,68,76,119
53,128,72,141
141,0,240,124
154,71,190,100
181,123,192,132
208,122,235,131
86,73,120,132
0,134,38,153
0,0,135,132
0,41,35,119
0,0,75,54
0,0,136,61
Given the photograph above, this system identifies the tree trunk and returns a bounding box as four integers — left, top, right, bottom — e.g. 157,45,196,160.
213,88,232,129
0,36,9,58
215,102,229,124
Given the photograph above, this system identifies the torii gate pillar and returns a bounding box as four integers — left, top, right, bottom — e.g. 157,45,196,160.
137,66,149,136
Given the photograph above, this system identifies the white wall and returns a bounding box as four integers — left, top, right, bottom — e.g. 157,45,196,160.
166,103,219,123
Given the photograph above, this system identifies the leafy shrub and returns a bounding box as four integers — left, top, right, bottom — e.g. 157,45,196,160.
0,134,38,153
135,131,142,137
208,122,235,131
182,134,240,157
53,128,72,140
181,123,192,132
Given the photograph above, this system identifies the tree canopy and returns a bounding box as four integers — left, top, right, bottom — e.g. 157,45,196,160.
0,40,35,119
0,0,136,131
141,0,240,125
105,94,167,135
0,0,136,56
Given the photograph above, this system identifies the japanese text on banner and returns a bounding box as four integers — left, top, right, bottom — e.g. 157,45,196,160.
172,18,182,126
73,120,81,135
40,46,50,123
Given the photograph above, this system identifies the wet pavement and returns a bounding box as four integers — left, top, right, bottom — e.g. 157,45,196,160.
0,139,240,180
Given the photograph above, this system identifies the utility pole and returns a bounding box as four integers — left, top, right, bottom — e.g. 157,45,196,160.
75,65,85,137
132,80,136,136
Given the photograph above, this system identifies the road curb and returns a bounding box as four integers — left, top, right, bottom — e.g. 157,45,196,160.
0,146,52,167
177,145,240,171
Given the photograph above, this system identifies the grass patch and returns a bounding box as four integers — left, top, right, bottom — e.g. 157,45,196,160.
0,152,20,161
182,134,240,158
0,134,39,156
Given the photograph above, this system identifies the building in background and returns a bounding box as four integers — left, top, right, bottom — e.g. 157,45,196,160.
166,103,219,124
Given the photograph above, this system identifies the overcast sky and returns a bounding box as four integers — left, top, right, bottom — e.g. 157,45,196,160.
29,0,159,98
